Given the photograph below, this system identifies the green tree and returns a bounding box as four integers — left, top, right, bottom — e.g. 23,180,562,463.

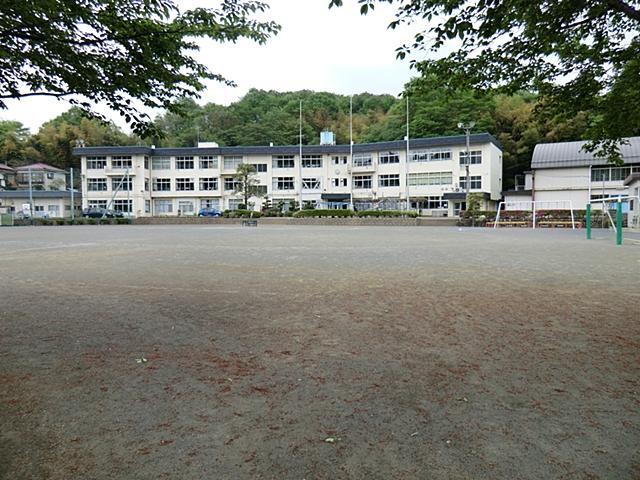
0,121,30,165
233,163,263,209
1,0,279,136
29,108,131,169
330,0,640,162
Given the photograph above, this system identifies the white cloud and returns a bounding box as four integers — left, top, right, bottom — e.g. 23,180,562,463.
1,0,419,133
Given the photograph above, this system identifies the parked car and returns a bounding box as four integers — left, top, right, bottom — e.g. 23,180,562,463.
82,207,124,218
197,207,222,217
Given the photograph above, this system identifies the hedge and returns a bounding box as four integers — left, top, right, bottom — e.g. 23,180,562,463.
223,209,261,218
356,210,418,218
293,209,354,218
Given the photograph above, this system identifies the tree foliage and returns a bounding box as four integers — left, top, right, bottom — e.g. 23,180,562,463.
329,0,640,163
233,163,262,208
1,0,280,136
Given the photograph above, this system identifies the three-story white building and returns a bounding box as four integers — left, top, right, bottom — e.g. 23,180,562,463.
74,133,503,217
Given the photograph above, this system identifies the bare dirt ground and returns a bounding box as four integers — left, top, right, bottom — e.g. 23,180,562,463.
0,225,639,480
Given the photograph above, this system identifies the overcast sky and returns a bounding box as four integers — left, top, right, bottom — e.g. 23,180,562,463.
2,0,420,133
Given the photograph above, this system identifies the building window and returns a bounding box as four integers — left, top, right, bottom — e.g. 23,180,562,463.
201,199,220,209
254,185,268,196
87,178,107,191
459,175,482,190
379,174,400,187
353,153,373,167
411,149,452,162
273,176,295,190
199,156,218,169
302,155,322,168
228,199,244,210
112,176,132,191
408,172,453,186
176,157,194,169
332,155,347,165
416,196,449,209
611,167,631,181
48,205,60,216
144,156,149,169
223,156,243,170
155,199,173,213
224,177,240,191
152,156,171,170
459,150,482,165
153,178,171,191
87,156,107,169
199,177,218,191
145,200,150,213
272,155,295,169
353,175,372,189
302,177,321,190
331,178,347,187
251,163,268,172
88,200,108,208
113,199,132,213
178,200,194,214
379,152,400,164
144,178,149,191
176,178,195,191
111,156,132,169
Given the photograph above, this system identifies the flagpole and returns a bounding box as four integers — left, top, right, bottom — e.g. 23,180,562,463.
406,95,410,213
299,100,303,210
349,95,353,211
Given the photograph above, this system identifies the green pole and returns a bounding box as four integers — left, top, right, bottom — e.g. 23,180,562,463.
586,204,591,239
616,201,623,245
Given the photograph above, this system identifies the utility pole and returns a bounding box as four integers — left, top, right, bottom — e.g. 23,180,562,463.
70,167,75,222
28,166,34,225
458,122,476,211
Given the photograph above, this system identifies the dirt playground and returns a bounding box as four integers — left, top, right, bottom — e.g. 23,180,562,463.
1,225,638,479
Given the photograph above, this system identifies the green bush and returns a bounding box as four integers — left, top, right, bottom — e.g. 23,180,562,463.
356,210,418,218
293,209,354,218
223,209,261,218
35,218,53,225
115,217,132,224
86,218,97,225
55,218,65,225
262,207,282,217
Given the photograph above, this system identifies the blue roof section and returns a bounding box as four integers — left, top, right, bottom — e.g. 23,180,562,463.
72,133,501,157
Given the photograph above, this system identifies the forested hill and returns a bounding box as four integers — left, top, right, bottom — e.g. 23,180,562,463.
0,86,592,189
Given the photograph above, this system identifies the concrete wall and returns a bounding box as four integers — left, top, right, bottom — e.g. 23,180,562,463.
133,216,458,227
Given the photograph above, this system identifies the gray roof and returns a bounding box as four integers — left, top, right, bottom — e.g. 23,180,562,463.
72,133,501,157
531,137,640,169
0,190,81,199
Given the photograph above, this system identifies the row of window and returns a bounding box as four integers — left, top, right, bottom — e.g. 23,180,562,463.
88,173,482,192
86,150,483,171
591,166,639,182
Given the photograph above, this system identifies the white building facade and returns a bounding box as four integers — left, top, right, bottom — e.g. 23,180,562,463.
74,134,503,218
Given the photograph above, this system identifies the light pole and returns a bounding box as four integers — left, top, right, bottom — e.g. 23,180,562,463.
457,122,475,211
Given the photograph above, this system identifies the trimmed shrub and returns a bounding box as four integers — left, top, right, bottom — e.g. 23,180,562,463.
293,209,354,218
115,217,132,224
223,209,261,218
55,218,65,225
356,210,418,218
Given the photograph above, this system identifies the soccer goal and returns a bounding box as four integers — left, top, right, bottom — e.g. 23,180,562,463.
494,200,576,229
